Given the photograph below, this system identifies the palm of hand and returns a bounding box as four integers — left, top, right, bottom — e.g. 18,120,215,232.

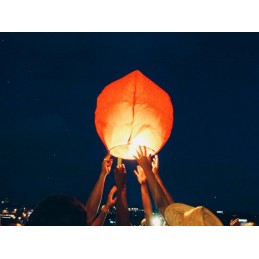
137,156,152,171
102,159,112,175
134,166,147,185
138,173,147,185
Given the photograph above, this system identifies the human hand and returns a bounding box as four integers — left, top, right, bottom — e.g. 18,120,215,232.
151,154,159,176
106,185,117,208
133,146,152,172
114,164,127,188
230,218,240,226
101,153,113,175
134,165,147,185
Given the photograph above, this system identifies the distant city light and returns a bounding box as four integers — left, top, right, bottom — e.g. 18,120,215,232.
217,211,223,214
239,219,247,223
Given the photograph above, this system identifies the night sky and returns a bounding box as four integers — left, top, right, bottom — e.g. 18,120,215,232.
0,33,258,214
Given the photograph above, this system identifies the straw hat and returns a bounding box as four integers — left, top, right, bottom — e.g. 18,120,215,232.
165,203,223,226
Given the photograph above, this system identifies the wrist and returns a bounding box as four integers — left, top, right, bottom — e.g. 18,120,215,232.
101,205,109,214
142,166,152,175
100,171,107,178
117,184,126,190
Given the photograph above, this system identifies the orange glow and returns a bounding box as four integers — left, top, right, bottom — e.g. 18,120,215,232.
95,70,174,159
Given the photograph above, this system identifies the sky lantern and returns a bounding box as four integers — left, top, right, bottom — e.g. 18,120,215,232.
95,70,174,160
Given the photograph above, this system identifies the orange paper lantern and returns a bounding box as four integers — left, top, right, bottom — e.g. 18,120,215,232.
95,70,174,160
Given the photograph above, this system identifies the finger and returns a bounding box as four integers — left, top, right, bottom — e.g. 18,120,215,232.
139,146,144,156
121,164,126,173
108,158,113,164
141,146,146,156
106,160,112,167
104,153,111,161
133,170,138,176
110,185,117,193
156,155,159,166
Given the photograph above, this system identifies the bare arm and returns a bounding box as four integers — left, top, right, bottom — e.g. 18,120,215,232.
134,146,171,218
114,164,131,226
91,186,117,226
152,155,174,204
85,153,113,225
134,165,153,226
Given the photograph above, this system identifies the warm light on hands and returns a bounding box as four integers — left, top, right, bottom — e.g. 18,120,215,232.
133,146,152,171
102,153,113,175
151,155,159,175
230,218,240,226
106,185,117,208
134,165,147,185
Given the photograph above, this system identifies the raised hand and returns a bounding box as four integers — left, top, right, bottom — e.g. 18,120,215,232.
101,153,113,175
134,165,147,185
230,218,240,226
151,154,159,176
106,185,117,208
133,146,152,171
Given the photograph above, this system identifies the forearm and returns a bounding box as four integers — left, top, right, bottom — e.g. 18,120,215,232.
85,172,106,225
141,183,153,226
155,175,174,204
141,184,153,217
142,166,170,218
91,205,109,226
116,186,131,226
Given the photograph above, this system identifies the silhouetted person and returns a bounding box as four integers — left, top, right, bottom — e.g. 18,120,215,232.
26,194,87,226
26,153,114,226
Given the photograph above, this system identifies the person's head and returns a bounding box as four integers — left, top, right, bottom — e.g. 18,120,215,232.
165,203,223,226
26,194,87,226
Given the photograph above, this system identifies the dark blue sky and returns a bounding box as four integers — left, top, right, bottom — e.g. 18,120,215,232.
0,33,258,214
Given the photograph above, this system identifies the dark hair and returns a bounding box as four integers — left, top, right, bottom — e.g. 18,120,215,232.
26,194,88,226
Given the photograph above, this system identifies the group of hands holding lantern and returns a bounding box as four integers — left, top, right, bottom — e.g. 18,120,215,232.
89,145,174,226
26,145,225,226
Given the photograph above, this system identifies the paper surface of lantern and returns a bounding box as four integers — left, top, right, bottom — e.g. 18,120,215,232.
95,70,174,159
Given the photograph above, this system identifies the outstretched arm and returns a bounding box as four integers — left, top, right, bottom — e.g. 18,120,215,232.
152,155,174,204
91,186,117,226
114,164,131,226
134,165,153,226
85,153,113,225
134,146,171,218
